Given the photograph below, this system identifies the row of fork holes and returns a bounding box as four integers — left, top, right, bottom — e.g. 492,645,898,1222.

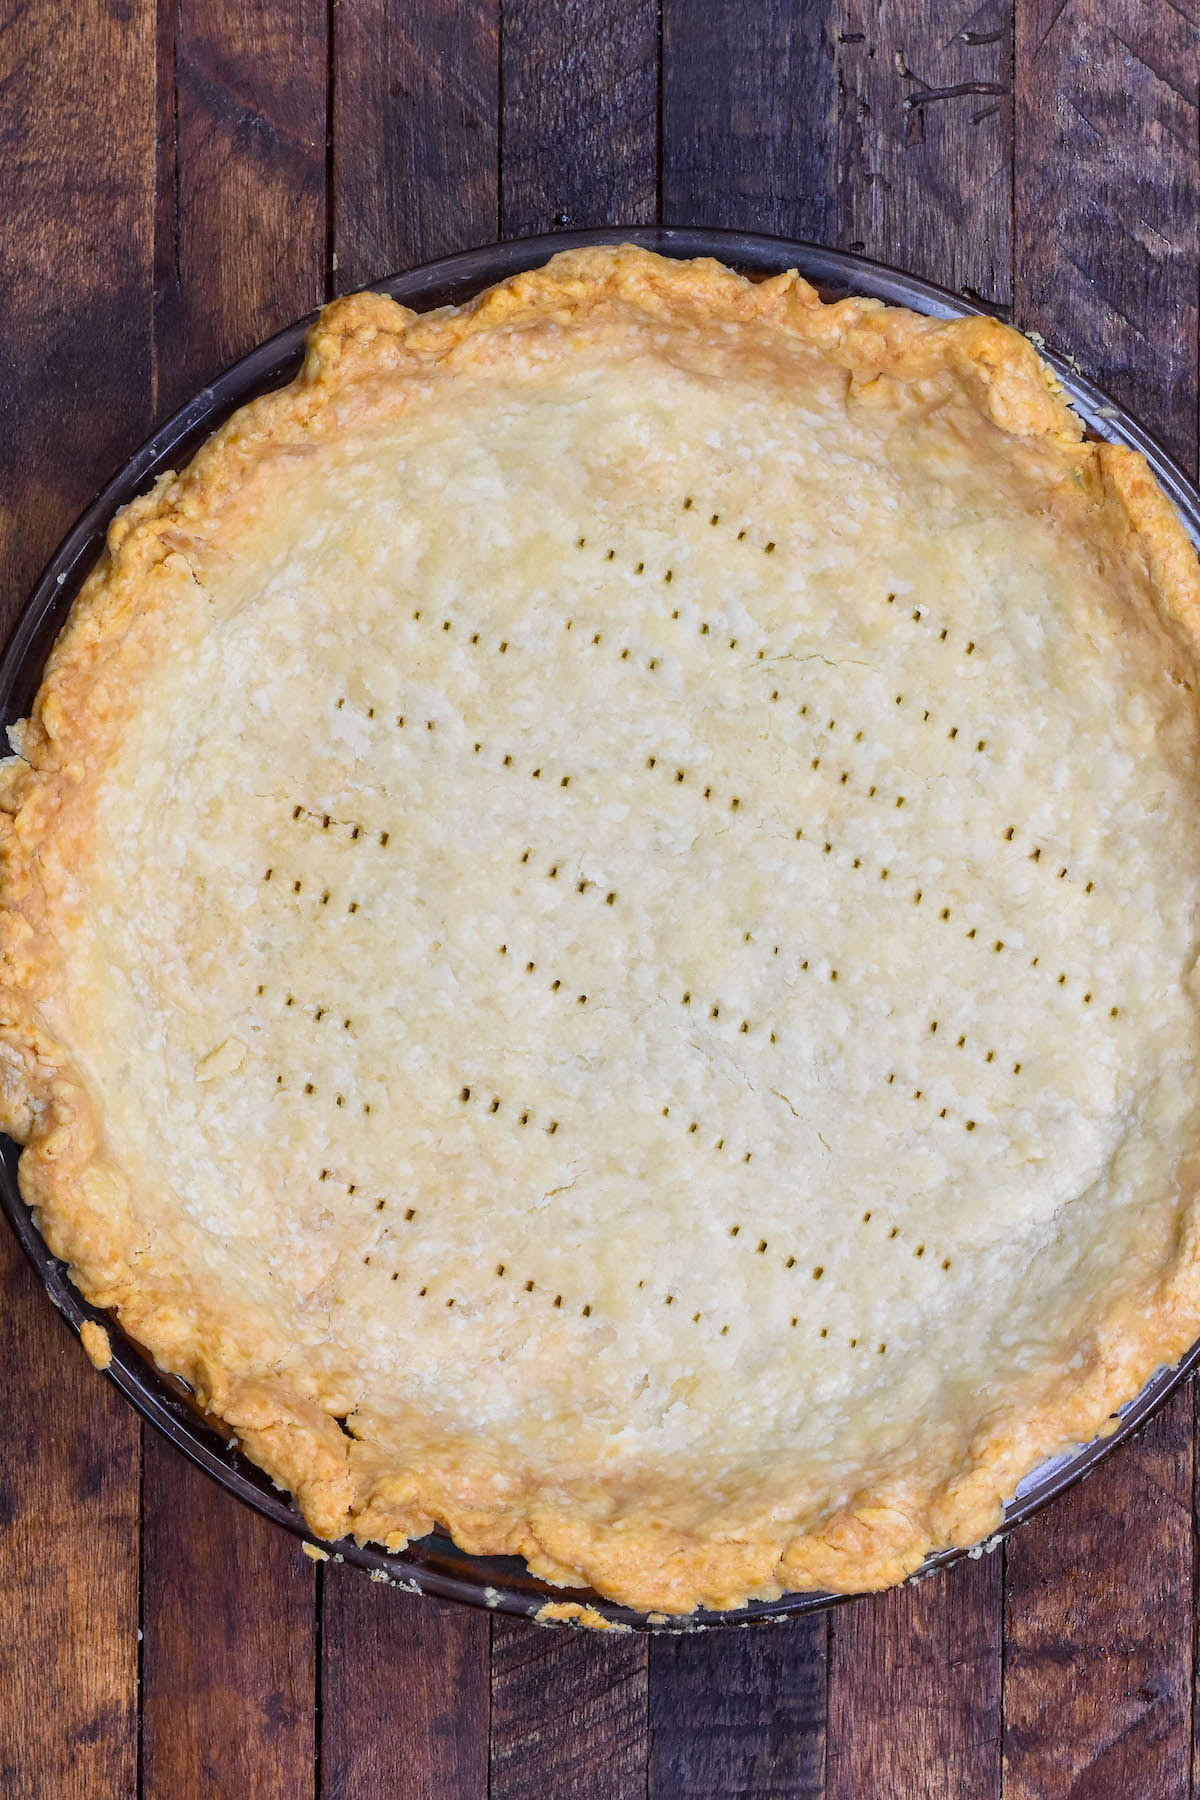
271,783,1101,982
272,1073,370,1113
729,1214,951,1274
261,868,360,913
273,1026,1038,1154
330,534,1098,919
456,1084,955,1274
330,687,1099,910
645,739,1099,903
372,501,968,678
256,985,353,1032
496,747,1104,1005
261,805,384,909
335,550,984,765
262,860,1112,1134
324,706,1104,915
320,1168,414,1220
458,916,1089,1160
264,865,1104,1106
502,914,1102,1110
278,747,1111,1056
573,500,979,668
460,733,1101,920
362,1248,893,1354
458,1084,558,1135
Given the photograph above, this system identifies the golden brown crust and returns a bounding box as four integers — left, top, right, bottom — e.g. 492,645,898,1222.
79,1319,112,1371
4,245,1200,1614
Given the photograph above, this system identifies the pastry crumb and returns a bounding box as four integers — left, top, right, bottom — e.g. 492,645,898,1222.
534,1600,632,1632
302,1541,329,1562
79,1319,112,1370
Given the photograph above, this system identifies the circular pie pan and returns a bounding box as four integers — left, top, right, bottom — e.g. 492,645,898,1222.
4,226,1200,1632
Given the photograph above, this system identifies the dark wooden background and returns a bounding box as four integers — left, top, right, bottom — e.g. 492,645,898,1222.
1,2,1196,1795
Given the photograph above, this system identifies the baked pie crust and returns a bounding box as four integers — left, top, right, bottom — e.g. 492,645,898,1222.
4,246,1200,1615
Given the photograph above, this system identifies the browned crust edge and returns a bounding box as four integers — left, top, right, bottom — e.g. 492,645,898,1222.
3,244,1200,1615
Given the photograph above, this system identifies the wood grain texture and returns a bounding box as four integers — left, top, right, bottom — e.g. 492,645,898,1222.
500,0,658,236
140,5,327,1792
0,1240,140,1799
1014,0,1200,465
835,0,1013,305
0,2,153,1793
140,1438,316,1800
1003,1392,1194,1800
0,0,157,618
661,0,837,240
828,1557,1002,1800
648,1622,827,1799
330,0,499,293
490,1615,649,1800
154,0,328,410
1005,10,1198,1793
320,1567,488,1800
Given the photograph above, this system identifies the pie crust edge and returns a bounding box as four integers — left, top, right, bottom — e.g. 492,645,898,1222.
3,245,1200,1615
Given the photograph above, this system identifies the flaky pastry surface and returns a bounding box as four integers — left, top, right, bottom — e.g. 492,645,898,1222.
4,246,1200,1613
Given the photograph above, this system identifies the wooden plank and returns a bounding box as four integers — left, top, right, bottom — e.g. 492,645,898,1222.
0,2,154,1793
0,0,157,616
0,1239,141,1799
1005,9,1198,1792
827,1558,1003,1800
834,0,1014,306
501,0,658,236
661,0,838,241
140,1438,317,1798
1014,0,1200,464
320,1566,489,1800
1003,1393,1194,1800
490,1614,649,1800
648,1621,827,1798
330,0,500,294
153,0,328,408
140,5,326,1794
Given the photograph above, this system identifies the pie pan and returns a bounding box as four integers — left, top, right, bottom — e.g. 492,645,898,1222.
4,225,1200,1632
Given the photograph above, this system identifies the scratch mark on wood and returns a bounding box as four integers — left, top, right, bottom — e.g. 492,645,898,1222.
903,80,1010,113
1032,0,1073,61
1111,30,1199,110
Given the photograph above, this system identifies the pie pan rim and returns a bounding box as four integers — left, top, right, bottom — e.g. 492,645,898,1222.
4,225,1200,1628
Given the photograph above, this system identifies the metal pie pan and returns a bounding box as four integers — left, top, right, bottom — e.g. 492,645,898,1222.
4,226,1199,1632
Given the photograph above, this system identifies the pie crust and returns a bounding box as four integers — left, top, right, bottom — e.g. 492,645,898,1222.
4,245,1200,1615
